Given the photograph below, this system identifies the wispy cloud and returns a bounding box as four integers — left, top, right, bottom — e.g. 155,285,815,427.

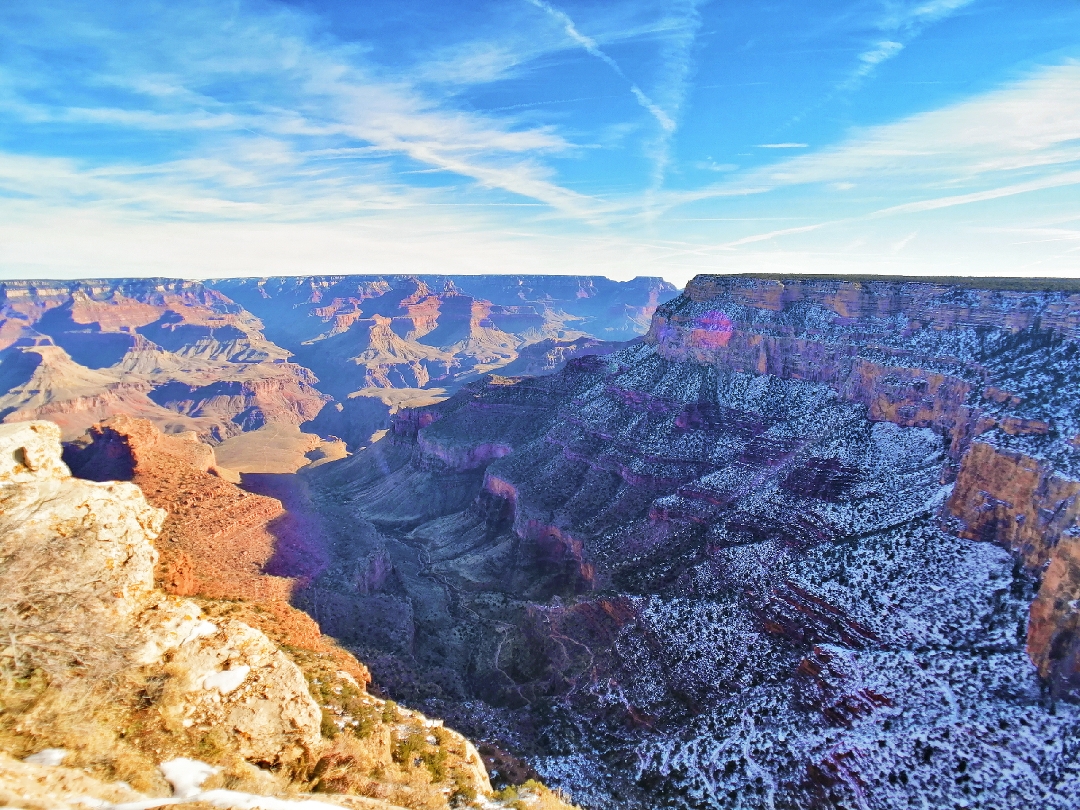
720,222,830,248
1,0,1077,285
637,60,1080,280
866,170,1080,218
842,40,904,88
640,0,703,190
524,0,675,132
842,0,975,89
0,2,599,218
673,63,1080,208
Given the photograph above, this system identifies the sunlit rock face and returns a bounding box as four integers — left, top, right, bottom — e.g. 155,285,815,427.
0,279,328,445
307,275,1080,809
0,420,323,766
210,275,677,443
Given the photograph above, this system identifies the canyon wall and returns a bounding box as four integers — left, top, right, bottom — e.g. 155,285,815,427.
649,275,1080,697
306,274,1080,810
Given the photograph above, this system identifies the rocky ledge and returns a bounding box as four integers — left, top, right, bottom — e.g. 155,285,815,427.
0,420,575,810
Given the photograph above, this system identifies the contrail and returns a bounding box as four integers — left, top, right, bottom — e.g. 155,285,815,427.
526,0,675,132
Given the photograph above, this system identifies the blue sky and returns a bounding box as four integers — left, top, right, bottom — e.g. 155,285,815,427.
0,0,1078,284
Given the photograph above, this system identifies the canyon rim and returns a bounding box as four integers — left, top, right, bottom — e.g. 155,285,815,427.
0,273,1078,809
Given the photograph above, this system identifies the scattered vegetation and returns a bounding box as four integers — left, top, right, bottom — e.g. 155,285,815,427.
495,779,579,810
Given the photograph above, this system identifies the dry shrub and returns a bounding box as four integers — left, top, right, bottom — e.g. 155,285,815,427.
0,528,135,692
0,529,174,794
284,648,492,809
496,779,581,810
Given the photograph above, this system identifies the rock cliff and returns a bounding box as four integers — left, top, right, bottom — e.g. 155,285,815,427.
0,419,574,810
302,275,1080,809
63,414,334,653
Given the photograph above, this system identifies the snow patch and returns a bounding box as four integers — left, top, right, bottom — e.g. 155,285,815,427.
184,620,219,644
23,748,67,766
160,757,220,798
202,665,250,695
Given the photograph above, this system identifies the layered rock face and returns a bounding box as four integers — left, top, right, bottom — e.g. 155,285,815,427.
0,279,327,448
649,276,1080,697
304,275,1080,809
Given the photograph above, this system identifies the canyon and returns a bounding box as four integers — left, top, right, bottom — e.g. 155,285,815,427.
2,272,1079,809
297,275,1080,808
0,275,673,470
0,418,575,810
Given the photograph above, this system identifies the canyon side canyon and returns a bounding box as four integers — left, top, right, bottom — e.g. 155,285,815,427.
1,273,1080,809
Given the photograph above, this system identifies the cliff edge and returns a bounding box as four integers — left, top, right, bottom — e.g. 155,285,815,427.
0,420,573,810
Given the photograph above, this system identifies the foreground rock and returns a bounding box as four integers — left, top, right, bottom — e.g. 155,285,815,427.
0,420,574,810
304,275,1080,809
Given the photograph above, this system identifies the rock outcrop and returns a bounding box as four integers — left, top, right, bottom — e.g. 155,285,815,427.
0,419,573,810
64,416,311,603
9,271,1079,809
303,275,1080,809
0,420,163,630
654,276,1080,700
0,420,321,773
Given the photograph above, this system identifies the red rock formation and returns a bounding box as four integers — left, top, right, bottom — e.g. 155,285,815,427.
752,582,881,650
945,441,1080,694
0,280,329,455
307,275,1080,809
418,432,512,470
945,442,1080,568
651,310,984,454
843,359,976,454
652,276,1080,709
518,520,596,592
1029,535,1080,695
680,275,1080,336
647,276,1080,700
64,415,365,682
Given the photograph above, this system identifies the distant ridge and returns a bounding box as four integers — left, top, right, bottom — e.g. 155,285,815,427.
708,272,1080,292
